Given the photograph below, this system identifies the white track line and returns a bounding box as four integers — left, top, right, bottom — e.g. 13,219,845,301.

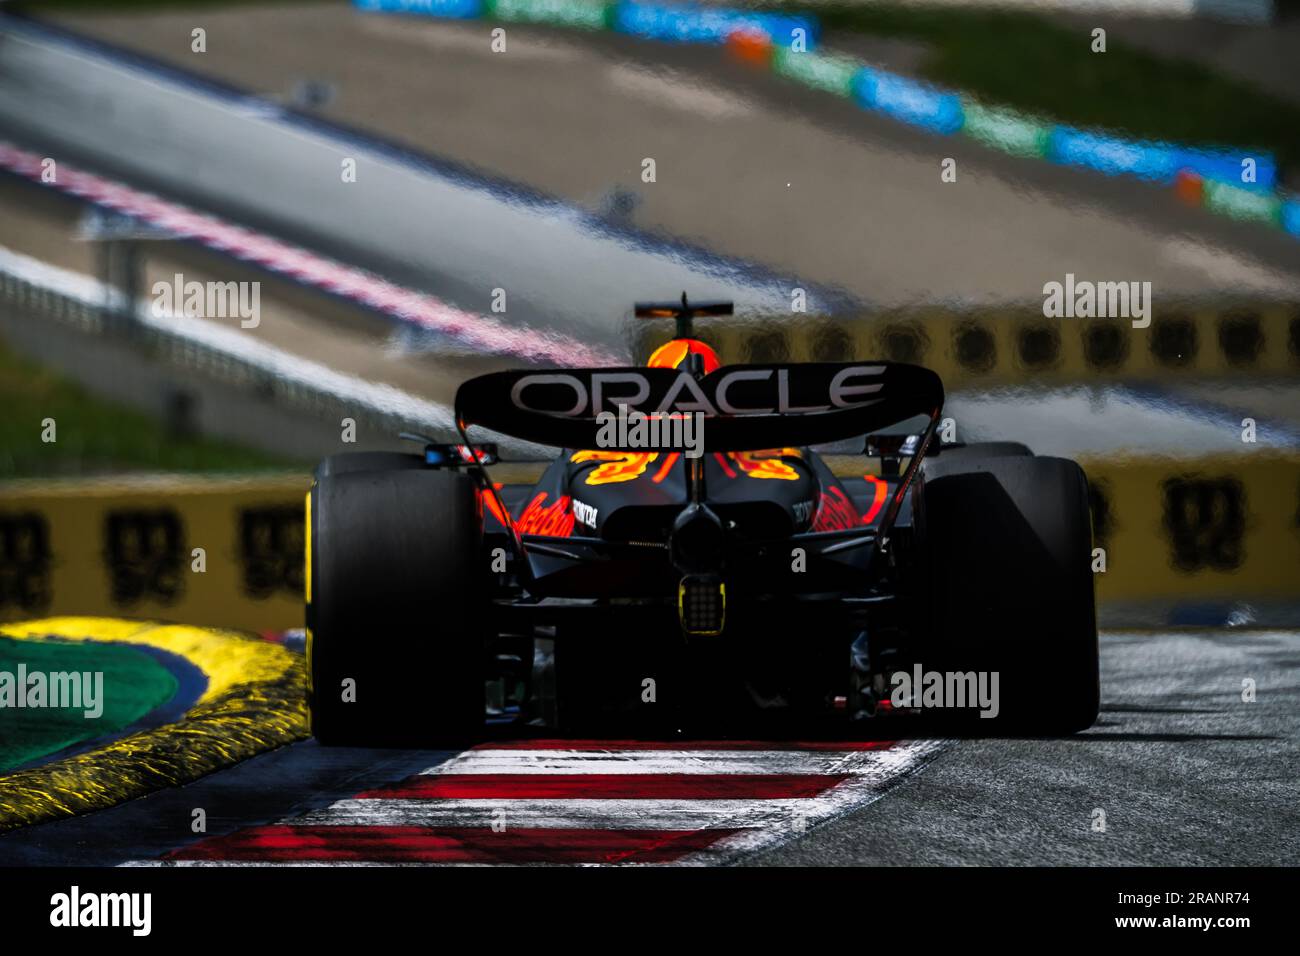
292,798,829,830
421,748,885,775
0,242,455,430
0,139,616,366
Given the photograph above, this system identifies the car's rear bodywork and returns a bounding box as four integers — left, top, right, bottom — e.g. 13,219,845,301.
456,360,941,623
307,299,1098,741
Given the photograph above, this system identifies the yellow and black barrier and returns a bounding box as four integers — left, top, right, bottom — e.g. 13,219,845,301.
1,458,1296,630
833,451,1298,602
1078,452,1300,602
0,474,310,633
633,303,1300,386
0,617,306,832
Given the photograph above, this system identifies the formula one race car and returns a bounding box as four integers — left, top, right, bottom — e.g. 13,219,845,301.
306,297,1099,744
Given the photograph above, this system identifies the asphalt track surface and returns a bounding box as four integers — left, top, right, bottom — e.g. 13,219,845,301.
1,631,1295,866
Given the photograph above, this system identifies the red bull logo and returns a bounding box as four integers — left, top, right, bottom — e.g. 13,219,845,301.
517,492,576,537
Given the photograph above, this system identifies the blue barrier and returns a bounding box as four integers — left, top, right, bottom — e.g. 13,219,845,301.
1283,200,1300,238
1046,128,1281,192
1047,127,1182,182
354,0,486,17
611,2,817,48
1174,147,1277,191
852,67,963,135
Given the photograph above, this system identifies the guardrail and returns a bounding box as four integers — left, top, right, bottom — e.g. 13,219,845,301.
0,260,448,443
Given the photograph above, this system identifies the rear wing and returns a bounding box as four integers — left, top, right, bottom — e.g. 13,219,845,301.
454,362,944,453
634,299,733,319
635,296,733,339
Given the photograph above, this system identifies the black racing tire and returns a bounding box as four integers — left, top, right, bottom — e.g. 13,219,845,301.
314,451,425,479
307,467,485,746
919,456,1099,734
923,442,1033,478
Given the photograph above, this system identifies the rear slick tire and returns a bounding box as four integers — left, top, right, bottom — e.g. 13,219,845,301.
308,467,485,747
920,456,1099,734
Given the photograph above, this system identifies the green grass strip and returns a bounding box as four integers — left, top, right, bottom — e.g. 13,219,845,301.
776,3,1300,173
0,333,299,478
